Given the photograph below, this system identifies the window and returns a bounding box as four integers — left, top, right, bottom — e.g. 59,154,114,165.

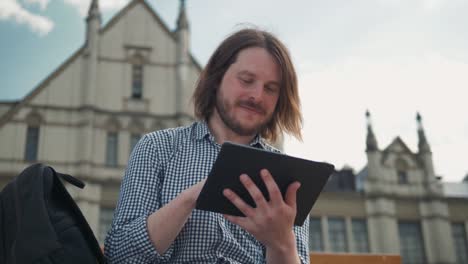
395,158,409,184
99,207,115,245
452,223,468,264
398,221,426,264
352,219,369,252
129,133,141,156
309,218,323,251
132,64,143,99
398,170,408,184
328,217,347,252
24,126,40,161
106,132,118,167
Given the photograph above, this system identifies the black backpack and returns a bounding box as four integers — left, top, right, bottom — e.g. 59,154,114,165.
0,163,105,264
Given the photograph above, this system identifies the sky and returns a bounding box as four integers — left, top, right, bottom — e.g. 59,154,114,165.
1,0,467,182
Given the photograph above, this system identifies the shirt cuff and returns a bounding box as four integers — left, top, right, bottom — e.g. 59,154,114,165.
130,212,175,262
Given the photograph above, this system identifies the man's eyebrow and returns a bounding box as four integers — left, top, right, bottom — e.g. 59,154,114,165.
237,70,255,77
237,70,280,86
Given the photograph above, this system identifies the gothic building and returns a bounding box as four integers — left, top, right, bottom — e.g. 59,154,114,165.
0,0,201,243
312,111,468,264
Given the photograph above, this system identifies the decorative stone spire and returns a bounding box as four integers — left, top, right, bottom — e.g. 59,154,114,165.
366,110,378,151
83,0,101,105
417,112,431,153
85,0,101,48
175,0,190,116
177,0,189,30
86,0,101,23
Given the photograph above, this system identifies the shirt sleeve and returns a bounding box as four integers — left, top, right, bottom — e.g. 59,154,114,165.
294,215,310,264
104,134,175,263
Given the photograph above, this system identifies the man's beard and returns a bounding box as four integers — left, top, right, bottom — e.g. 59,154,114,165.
215,95,272,137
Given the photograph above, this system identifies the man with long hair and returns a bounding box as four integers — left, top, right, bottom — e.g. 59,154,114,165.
105,28,309,263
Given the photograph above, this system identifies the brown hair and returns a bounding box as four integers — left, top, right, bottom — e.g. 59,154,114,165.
192,28,302,142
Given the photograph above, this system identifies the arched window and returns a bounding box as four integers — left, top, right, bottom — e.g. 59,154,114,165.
398,221,427,263
309,217,323,251
131,54,144,99
24,112,42,161
128,118,145,156
99,206,115,244
129,133,141,155
105,118,121,167
395,158,409,184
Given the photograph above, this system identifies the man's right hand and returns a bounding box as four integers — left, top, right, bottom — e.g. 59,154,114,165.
182,178,206,208
147,178,206,254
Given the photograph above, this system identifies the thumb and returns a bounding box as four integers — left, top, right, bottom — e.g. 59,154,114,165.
285,181,300,208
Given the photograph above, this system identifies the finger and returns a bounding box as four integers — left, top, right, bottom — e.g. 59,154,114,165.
195,178,207,189
223,188,254,217
285,181,301,209
223,214,249,227
260,169,283,204
239,174,267,207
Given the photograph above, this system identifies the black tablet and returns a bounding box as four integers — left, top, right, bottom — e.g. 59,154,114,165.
195,142,334,226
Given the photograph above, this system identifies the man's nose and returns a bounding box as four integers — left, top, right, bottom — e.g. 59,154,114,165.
248,83,264,101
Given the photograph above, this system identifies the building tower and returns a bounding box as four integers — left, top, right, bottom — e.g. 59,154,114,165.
84,0,101,106
175,0,191,121
416,113,456,263
364,111,400,254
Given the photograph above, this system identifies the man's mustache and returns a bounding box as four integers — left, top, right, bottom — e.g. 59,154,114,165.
237,100,266,115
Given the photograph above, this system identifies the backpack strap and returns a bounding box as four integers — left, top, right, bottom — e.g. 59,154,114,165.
56,172,85,189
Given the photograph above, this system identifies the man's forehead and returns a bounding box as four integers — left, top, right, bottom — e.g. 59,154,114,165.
235,47,273,62
237,70,255,76
230,48,281,81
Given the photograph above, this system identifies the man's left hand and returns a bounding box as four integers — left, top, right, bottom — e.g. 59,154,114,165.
222,169,300,255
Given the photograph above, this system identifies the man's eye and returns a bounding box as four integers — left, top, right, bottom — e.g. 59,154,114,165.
240,77,254,84
265,86,278,93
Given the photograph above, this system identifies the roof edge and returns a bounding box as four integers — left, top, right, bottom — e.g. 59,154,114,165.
0,45,85,128
100,0,203,71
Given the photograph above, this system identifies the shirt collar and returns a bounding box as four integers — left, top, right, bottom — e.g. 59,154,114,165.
193,120,265,149
193,120,211,141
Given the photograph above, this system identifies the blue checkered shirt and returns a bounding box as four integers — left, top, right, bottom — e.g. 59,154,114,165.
104,121,310,263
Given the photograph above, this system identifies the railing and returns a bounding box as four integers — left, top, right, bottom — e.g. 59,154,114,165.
310,253,402,264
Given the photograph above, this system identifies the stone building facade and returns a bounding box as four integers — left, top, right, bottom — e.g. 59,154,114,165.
0,0,201,243
311,111,468,264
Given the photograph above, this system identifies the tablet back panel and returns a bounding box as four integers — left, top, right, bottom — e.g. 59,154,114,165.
196,142,334,226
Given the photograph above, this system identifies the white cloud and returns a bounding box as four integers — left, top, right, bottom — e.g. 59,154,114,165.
23,0,50,10
63,0,129,17
0,0,54,36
